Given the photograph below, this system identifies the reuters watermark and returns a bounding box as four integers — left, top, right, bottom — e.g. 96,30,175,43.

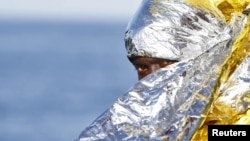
208,125,250,140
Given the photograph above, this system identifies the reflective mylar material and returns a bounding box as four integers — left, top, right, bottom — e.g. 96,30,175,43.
77,0,250,140
124,0,227,61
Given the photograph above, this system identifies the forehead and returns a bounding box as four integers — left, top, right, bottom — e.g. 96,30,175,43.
129,57,162,65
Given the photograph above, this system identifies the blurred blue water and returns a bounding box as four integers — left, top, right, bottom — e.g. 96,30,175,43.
0,21,137,141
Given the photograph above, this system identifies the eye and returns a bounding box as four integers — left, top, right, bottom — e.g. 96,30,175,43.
135,65,149,73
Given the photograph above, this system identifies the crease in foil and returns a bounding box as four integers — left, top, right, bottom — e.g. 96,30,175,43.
77,0,250,140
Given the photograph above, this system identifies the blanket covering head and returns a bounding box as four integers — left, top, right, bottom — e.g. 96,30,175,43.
77,0,250,140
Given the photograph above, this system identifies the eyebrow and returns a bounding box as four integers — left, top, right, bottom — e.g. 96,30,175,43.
131,59,157,65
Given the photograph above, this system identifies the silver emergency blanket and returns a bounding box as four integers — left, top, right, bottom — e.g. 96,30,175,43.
125,0,227,61
77,0,250,140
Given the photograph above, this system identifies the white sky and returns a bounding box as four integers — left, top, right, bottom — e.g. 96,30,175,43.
0,0,142,22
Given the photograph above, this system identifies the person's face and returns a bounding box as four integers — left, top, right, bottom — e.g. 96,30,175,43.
130,57,176,80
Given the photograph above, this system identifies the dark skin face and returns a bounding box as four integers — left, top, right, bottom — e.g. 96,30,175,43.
129,56,177,80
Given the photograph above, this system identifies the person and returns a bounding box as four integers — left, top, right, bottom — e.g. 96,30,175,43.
76,0,250,140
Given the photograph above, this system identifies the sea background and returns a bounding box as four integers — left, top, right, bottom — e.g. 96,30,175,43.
0,20,138,141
